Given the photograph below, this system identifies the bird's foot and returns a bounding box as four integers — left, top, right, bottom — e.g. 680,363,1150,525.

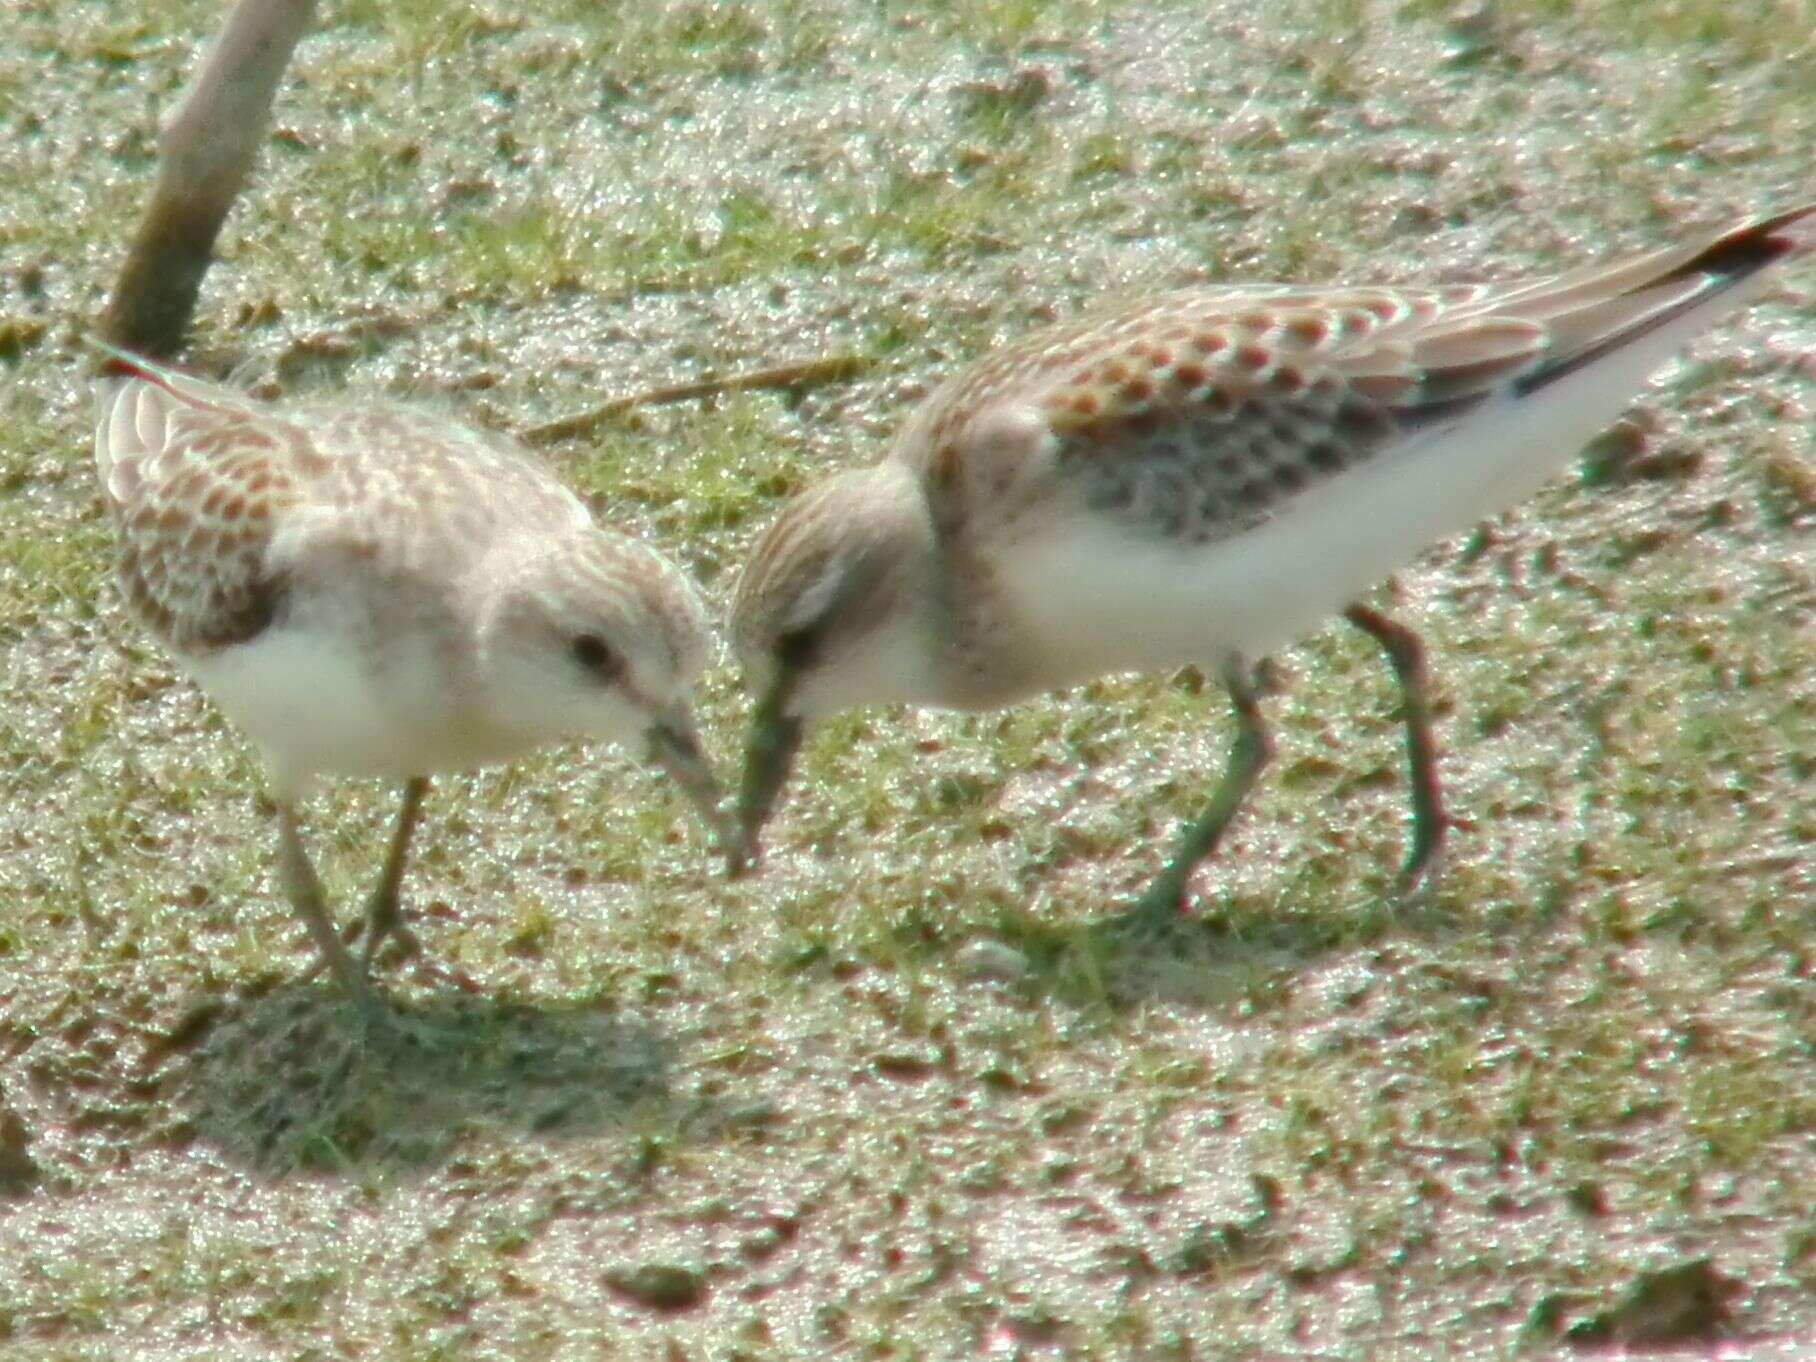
1097,874,1203,951
1395,810,1468,900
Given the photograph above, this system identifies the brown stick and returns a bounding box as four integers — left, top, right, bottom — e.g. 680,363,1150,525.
98,0,318,364
520,354,876,445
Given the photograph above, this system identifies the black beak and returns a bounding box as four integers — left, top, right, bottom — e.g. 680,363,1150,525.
645,713,744,874
733,676,803,878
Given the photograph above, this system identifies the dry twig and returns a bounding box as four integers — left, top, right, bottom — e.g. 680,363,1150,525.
521,354,875,445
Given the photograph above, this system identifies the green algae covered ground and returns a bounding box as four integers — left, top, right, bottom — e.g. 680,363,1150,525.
0,1,1812,1356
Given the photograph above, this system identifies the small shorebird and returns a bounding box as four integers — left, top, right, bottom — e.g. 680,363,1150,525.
94,348,737,1015
731,204,1815,931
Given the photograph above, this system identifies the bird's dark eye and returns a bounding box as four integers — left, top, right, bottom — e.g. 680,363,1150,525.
572,634,621,680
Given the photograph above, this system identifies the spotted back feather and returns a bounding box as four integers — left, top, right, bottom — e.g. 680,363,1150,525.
899,205,1815,549
93,357,594,653
96,369,319,650
279,401,591,577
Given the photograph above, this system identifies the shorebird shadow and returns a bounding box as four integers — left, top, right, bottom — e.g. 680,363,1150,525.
980,886,1475,1009
158,981,675,1174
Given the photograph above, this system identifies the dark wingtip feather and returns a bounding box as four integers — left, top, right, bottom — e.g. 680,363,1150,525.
1515,202,1815,397
1659,202,1816,284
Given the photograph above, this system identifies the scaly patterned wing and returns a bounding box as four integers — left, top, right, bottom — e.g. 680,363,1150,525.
285,401,592,574
903,205,1815,547
95,362,329,652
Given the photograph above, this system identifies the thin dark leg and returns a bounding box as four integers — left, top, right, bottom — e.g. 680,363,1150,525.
357,776,429,974
1343,602,1448,890
276,801,383,1019
1124,657,1273,931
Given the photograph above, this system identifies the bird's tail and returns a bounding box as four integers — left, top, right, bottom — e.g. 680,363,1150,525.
1500,202,1816,395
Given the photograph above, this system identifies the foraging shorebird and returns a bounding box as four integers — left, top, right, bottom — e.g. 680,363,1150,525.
94,348,737,1015
730,204,1815,931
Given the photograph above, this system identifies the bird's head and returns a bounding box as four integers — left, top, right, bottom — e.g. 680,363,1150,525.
728,463,937,870
485,528,738,868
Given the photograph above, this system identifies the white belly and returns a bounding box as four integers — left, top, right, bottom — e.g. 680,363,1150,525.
182,623,511,797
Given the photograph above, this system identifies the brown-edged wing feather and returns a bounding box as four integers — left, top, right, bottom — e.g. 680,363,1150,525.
901,204,1815,549
96,371,323,652
95,357,596,653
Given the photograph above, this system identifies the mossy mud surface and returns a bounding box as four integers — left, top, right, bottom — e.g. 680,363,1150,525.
0,2,1811,1356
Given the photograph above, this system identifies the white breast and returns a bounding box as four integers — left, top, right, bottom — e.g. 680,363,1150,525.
182,622,517,798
